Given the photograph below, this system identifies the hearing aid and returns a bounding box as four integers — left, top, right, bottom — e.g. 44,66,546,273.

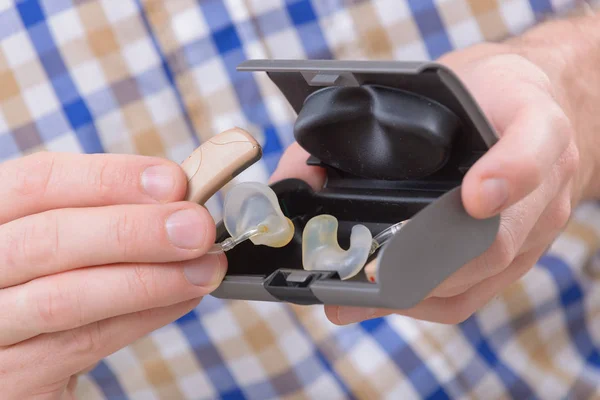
180,128,295,253
179,126,402,277
181,127,262,205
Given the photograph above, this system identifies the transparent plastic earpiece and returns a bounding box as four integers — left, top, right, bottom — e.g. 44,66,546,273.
208,182,295,254
302,215,408,280
302,215,373,280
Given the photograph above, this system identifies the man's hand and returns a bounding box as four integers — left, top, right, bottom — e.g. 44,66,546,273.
0,152,226,399
270,14,600,325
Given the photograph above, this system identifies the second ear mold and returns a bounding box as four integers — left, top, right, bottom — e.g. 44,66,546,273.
302,215,372,280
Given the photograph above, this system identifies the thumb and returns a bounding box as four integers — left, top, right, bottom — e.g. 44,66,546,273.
440,54,571,218
269,142,326,191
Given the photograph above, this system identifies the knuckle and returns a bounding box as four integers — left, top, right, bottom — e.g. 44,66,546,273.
496,54,553,95
3,212,61,277
69,321,104,355
480,54,553,92
88,156,136,199
128,263,158,302
37,212,61,267
2,227,23,277
487,223,518,273
12,152,56,198
440,299,476,325
89,157,112,198
110,213,141,259
442,287,496,325
548,106,574,147
29,282,77,331
525,68,554,98
560,142,580,178
552,197,572,231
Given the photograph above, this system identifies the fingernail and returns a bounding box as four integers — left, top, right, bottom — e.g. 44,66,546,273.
184,254,224,286
480,178,509,214
166,209,207,249
336,307,377,324
142,165,176,202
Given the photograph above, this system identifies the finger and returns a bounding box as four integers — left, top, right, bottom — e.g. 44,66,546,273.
439,53,571,219
0,201,216,288
518,143,578,254
462,96,572,219
0,152,188,225
362,157,555,300
67,375,79,396
328,246,543,325
269,142,326,191
427,142,576,297
0,253,225,345
433,195,568,300
390,245,544,324
5,298,200,397
519,186,573,255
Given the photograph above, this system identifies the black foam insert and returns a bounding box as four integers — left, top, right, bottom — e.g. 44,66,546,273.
294,85,462,180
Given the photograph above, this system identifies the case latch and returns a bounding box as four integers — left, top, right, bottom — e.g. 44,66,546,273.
263,269,339,305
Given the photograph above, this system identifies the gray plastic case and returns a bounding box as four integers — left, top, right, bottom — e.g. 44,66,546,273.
210,59,501,310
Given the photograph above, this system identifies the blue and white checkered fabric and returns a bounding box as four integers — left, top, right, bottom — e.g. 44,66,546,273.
3,0,600,399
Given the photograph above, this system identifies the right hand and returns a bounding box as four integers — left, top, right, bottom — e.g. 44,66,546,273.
0,152,227,399
270,45,587,325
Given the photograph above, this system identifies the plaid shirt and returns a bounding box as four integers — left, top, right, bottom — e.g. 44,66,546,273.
2,0,600,399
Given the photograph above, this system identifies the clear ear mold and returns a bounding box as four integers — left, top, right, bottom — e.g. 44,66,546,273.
208,182,295,254
302,215,407,281
302,215,373,280
210,181,407,282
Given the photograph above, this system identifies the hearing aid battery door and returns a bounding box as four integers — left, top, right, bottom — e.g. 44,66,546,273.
210,60,501,309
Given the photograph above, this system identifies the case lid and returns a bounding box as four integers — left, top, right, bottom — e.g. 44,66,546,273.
239,60,497,185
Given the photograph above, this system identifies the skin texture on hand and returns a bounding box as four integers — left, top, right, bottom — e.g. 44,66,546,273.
270,15,600,326
0,152,226,399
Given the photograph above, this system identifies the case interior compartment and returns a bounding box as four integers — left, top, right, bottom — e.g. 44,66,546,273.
216,178,444,281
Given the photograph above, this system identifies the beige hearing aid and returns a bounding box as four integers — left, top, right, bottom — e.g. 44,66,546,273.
181,127,262,205
181,129,295,254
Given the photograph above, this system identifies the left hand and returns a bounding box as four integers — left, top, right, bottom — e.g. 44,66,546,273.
269,42,592,325
0,152,225,399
